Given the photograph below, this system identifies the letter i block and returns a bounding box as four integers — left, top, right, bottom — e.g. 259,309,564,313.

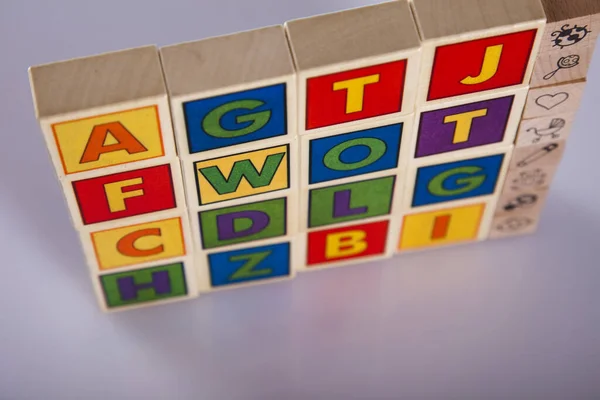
28,46,176,180
63,159,187,228
411,0,545,105
285,1,421,134
160,26,296,158
196,239,298,291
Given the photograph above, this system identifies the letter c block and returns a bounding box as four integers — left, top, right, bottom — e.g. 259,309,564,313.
307,220,389,266
72,164,177,225
90,217,187,270
411,154,505,207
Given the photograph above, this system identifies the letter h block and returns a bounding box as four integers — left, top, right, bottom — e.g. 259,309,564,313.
394,0,547,254
160,26,299,291
29,46,196,311
286,1,421,270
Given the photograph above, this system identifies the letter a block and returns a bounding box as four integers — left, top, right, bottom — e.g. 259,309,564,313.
411,0,545,105
285,1,421,134
29,46,176,180
160,26,296,158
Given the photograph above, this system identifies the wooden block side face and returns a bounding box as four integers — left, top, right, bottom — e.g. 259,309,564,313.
403,150,512,210
412,0,546,41
302,219,392,270
171,78,296,157
397,202,487,251
420,26,543,104
95,257,198,311
84,214,193,272
300,119,410,187
509,140,566,169
494,188,549,218
199,239,296,291
488,213,541,239
65,159,187,228
297,50,421,134
29,46,166,119
503,165,559,193
523,80,586,118
159,26,295,97
411,89,527,161
539,15,600,54
530,46,595,87
516,112,576,147
284,1,420,72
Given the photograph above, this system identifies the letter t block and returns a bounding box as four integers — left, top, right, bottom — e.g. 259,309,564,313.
411,0,546,106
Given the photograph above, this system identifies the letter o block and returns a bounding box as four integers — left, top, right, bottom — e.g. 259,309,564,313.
29,46,177,180
411,0,545,105
285,1,421,134
160,26,296,157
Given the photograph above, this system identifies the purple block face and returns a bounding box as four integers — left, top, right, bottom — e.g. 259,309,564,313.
415,95,515,158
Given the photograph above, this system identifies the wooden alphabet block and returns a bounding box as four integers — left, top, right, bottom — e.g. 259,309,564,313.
530,0,600,87
298,218,394,271
92,257,198,312
62,159,187,229
80,210,193,273
285,1,421,134
160,26,296,158
523,79,587,118
195,237,299,292
29,46,177,180
516,112,577,147
409,88,528,161
411,0,545,105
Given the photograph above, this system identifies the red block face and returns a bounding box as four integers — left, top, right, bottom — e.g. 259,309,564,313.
306,60,407,130
72,164,177,225
427,29,537,101
307,220,389,266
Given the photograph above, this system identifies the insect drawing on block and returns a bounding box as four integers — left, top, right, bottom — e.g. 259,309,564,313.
551,24,591,49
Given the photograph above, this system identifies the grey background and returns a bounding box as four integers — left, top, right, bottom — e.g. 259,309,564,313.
1,0,599,399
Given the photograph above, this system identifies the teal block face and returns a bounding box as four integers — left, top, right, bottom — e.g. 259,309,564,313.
208,242,291,287
308,176,396,228
198,197,287,249
100,263,188,308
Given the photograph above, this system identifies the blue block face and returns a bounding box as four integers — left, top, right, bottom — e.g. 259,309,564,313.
207,242,290,287
308,123,403,184
412,154,505,207
183,83,288,154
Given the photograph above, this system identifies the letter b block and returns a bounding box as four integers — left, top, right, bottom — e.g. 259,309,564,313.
411,0,545,105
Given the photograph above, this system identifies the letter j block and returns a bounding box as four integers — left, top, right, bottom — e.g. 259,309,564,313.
29,46,176,179
160,26,296,156
285,1,421,134
411,0,545,105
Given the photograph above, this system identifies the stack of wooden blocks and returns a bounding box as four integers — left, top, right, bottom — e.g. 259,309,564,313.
28,0,599,312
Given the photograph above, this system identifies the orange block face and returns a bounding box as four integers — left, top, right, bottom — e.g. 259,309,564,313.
51,106,166,175
90,217,187,270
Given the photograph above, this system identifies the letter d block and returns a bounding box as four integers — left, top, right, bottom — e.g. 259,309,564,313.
411,0,545,105
285,1,421,134
160,26,296,157
29,46,176,179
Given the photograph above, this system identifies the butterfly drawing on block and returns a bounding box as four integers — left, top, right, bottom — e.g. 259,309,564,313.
526,118,566,143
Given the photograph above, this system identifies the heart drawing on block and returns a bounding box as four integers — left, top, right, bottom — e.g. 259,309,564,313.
535,92,569,110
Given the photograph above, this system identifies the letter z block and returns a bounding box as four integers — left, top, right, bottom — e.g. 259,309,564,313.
411,0,545,105
160,26,296,158
29,46,176,180
285,1,421,134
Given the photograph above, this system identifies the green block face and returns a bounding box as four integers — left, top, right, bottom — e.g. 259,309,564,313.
100,262,188,308
198,197,287,249
308,176,395,228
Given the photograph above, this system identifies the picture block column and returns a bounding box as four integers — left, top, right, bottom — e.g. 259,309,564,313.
285,1,421,271
28,46,196,311
491,0,600,239
160,26,299,291
399,0,546,252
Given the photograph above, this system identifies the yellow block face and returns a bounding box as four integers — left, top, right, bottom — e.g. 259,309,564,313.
90,217,186,270
399,203,485,251
52,105,165,175
194,144,289,205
